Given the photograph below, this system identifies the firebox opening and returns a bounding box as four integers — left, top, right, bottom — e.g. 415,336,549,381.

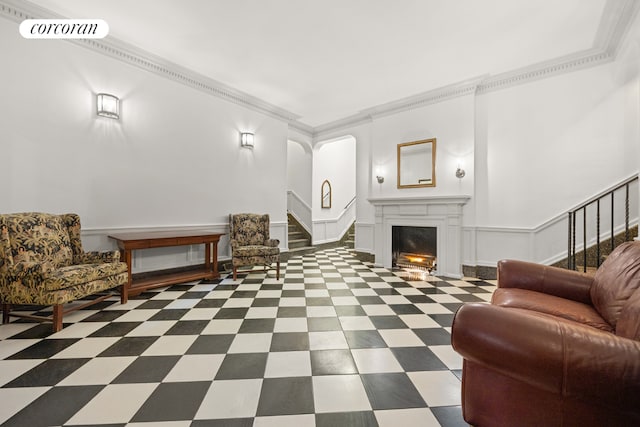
392,226,437,273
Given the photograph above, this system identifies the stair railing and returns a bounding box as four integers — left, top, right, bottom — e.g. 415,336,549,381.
568,175,638,271
344,196,356,210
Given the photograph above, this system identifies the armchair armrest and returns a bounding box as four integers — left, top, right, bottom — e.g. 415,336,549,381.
76,250,121,264
6,262,48,287
11,261,46,278
452,303,640,410
264,239,279,247
497,259,593,304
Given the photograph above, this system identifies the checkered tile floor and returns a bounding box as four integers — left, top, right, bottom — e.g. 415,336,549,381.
0,247,496,427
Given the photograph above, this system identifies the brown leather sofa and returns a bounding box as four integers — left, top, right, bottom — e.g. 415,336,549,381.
451,241,640,427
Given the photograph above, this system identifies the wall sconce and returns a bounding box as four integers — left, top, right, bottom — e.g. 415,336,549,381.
96,93,120,119
455,166,466,179
240,132,254,148
375,165,385,184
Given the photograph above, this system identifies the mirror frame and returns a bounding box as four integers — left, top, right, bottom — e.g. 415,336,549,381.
321,179,332,208
397,138,436,189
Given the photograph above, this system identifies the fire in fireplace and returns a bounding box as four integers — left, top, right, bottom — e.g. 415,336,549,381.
392,226,437,272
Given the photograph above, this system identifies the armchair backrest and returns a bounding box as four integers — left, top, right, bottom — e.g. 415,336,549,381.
229,213,270,246
591,241,640,338
61,213,86,263
0,212,75,271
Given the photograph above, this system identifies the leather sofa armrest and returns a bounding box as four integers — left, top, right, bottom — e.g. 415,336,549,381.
452,303,640,410
497,259,593,304
265,239,280,247
76,250,121,264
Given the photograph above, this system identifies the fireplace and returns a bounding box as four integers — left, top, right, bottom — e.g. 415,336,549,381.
368,195,470,278
392,226,437,272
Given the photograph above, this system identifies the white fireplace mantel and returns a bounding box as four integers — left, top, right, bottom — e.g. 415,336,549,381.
368,195,471,277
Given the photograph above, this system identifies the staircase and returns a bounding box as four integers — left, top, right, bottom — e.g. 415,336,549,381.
341,222,355,249
287,214,316,257
566,175,638,272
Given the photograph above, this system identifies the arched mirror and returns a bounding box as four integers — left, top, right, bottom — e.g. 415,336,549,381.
321,180,332,208
397,138,436,188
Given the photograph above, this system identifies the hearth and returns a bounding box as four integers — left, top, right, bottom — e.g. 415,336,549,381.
392,226,437,272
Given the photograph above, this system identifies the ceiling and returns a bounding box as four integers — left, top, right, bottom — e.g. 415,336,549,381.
16,0,615,129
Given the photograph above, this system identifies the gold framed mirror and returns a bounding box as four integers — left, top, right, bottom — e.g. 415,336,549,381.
397,138,436,188
321,180,332,208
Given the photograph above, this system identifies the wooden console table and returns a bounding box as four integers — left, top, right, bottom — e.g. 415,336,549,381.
108,230,224,297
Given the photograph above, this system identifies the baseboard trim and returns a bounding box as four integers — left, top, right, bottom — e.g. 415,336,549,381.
462,265,497,280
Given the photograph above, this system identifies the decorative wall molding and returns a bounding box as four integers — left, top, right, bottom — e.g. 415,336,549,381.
369,196,471,278
361,76,487,119
594,0,640,57
2,0,638,139
476,49,613,95
312,76,486,139
312,198,357,245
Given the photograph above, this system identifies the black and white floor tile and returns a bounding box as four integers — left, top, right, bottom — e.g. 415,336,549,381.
0,247,496,427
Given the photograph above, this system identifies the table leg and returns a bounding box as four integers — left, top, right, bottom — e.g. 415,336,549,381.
212,239,219,277
205,242,212,272
124,249,132,297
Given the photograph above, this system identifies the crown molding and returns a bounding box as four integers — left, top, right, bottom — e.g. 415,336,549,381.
2,0,638,139
594,0,640,57
312,76,486,139
361,75,487,119
476,48,613,94
288,120,315,137
0,0,301,124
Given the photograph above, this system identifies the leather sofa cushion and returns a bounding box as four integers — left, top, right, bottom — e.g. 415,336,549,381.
493,288,613,332
591,242,640,329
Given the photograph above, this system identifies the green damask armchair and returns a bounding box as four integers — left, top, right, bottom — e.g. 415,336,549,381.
0,212,128,332
229,213,280,280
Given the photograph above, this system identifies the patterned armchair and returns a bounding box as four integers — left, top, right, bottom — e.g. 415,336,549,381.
0,212,128,332
229,213,280,280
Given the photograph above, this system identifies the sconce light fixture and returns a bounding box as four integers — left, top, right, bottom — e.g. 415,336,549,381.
240,132,254,148
375,165,385,184
96,93,120,119
455,166,466,179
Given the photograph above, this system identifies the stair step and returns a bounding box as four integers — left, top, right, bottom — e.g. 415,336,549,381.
289,238,310,249
288,231,305,239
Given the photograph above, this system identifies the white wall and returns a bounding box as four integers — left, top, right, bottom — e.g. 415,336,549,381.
369,95,475,203
477,63,638,228
4,9,640,273
287,141,313,205
326,52,639,268
286,139,313,232
0,17,289,271
312,136,356,243
469,59,640,266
